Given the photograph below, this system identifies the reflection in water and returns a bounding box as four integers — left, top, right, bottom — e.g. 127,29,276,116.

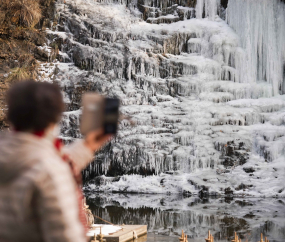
86,193,285,242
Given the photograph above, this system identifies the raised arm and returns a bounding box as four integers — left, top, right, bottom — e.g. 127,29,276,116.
63,129,113,172
63,139,94,172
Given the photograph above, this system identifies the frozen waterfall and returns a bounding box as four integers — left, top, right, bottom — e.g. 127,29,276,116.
39,0,285,196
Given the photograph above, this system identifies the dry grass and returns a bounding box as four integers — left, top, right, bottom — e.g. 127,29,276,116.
7,65,38,82
0,0,54,83
6,54,38,82
7,66,30,82
0,0,42,28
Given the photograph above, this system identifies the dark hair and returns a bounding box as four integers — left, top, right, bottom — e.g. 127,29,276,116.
7,80,65,131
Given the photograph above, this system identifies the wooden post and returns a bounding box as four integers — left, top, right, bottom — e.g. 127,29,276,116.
205,230,212,242
231,232,240,242
97,227,106,242
179,230,188,242
91,234,97,242
259,233,269,242
179,230,184,242
259,233,264,242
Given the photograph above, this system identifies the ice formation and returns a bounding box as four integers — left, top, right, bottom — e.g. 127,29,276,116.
196,0,221,20
227,0,285,95
39,0,285,197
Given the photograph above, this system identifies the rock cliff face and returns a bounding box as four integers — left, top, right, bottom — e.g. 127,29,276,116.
41,0,285,196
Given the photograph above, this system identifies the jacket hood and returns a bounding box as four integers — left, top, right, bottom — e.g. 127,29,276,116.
0,132,53,184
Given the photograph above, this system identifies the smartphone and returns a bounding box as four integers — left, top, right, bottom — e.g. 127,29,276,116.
80,93,120,135
104,98,120,134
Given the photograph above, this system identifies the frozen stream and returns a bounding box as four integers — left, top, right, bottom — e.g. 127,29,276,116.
86,193,285,242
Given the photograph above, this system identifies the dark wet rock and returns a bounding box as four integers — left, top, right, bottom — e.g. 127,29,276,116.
221,0,228,9
243,212,255,219
182,190,192,197
160,178,165,185
235,200,254,207
35,46,57,62
224,196,234,203
235,183,253,191
216,141,250,168
224,187,234,197
165,171,174,175
243,167,255,173
188,179,200,189
199,186,209,198
35,35,47,46
278,188,284,193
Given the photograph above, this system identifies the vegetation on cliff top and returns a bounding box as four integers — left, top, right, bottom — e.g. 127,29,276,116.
0,0,42,28
0,0,55,128
0,0,53,82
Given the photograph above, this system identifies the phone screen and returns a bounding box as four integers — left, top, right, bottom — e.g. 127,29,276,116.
104,98,120,134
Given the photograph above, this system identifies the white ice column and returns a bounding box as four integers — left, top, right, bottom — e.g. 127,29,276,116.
227,0,285,95
196,0,221,20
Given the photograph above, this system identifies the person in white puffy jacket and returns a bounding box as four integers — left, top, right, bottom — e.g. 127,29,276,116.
0,80,112,242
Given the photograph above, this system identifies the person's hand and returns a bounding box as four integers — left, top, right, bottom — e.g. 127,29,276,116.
84,128,113,152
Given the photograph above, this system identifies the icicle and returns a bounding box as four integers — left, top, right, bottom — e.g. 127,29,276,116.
227,0,285,95
196,0,221,20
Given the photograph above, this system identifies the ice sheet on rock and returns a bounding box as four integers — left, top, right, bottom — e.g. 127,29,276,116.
86,156,285,197
228,97,285,113
228,154,285,197
46,30,69,40
167,54,222,78
131,18,240,57
262,110,285,126
199,81,273,100
62,0,138,33
199,92,234,103
87,174,197,194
